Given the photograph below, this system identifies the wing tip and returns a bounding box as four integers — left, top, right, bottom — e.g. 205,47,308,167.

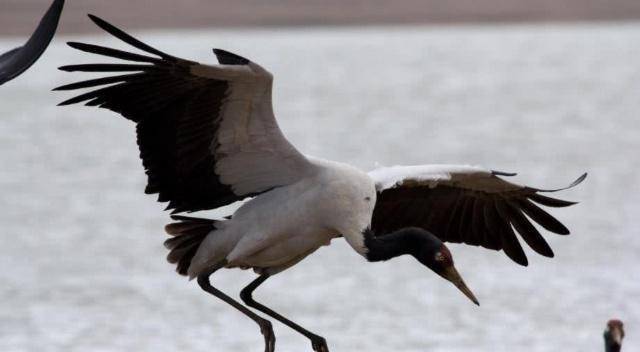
515,256,529,267
84,13,177,62
86,14,118,38
58,64,75,72
86,14,110,32
539,172,588,193
213,48,250,65
66,41,94,52
87,13,104,26
573,172,588,187
526,171,587,208
56,96,83,106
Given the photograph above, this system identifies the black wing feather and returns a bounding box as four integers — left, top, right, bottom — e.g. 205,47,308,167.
468,198,485,247
517,199,570,235
494,200,528,266
67,42,164,64
56,15,263,213
371,174,584,266
505,202,554,257
213,48,250,65
54,73,146,91
87,14,179,62
481,200,502,250
528,193,578,208
59,63,157,73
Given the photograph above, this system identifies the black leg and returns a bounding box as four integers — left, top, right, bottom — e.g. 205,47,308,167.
197,264,275,352
240,274,329,352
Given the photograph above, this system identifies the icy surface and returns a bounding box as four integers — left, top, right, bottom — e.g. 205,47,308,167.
1,22,639,352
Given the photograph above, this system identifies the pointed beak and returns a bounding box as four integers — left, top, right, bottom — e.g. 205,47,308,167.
442,266,480,306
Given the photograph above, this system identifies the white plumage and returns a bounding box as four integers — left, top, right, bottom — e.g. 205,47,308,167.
56,15,586,352
369,164,496,190
189,158,376,277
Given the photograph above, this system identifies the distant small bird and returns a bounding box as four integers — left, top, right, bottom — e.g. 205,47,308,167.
604,319,625,352
56,15,586,352
0,0,64,85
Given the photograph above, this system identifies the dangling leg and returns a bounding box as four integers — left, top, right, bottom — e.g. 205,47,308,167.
197,262,276,352
240,274,329,352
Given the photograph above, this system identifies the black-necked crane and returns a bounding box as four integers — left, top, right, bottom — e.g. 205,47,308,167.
56,15,586,352
604,319,625,352
0,0,64,85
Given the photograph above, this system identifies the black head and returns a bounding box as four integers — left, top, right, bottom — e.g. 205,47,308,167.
604,319,624,352
411,230,453,272
365,227,479,305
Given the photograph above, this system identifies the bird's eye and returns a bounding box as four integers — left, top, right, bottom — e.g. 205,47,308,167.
435,252,445,262
364,197,371,201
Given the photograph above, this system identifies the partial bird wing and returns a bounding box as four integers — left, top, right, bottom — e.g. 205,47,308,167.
369,165,586,266
56,15,314,213
0,0,64,85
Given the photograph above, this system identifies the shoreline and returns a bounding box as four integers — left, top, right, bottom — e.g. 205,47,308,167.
2,0,640,36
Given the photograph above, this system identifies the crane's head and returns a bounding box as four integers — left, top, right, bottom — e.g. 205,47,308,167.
364,227,479,306
413,231,480,306
604,319,624,352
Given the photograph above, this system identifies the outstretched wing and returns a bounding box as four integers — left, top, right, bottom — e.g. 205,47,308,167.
369,165,586,266
56,15,314,213
0,0,64,85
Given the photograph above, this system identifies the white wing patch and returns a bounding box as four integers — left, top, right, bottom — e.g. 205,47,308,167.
369,164,524,193
194,61,314,196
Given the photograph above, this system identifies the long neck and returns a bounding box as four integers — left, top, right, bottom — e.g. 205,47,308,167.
364,227,425,262
604,334,622,352
604,331,622,352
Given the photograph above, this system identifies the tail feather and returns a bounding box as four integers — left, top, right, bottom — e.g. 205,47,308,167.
164,215,216,276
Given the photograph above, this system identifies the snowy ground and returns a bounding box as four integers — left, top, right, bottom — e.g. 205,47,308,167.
0,22,639,352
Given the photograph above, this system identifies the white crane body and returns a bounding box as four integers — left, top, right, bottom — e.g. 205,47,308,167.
190,158,376,277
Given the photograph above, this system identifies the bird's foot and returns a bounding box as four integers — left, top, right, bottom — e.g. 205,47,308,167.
259,319,276,352
310,335,329,352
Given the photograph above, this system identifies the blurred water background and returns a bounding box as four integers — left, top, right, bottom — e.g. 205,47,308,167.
0,21,639,352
